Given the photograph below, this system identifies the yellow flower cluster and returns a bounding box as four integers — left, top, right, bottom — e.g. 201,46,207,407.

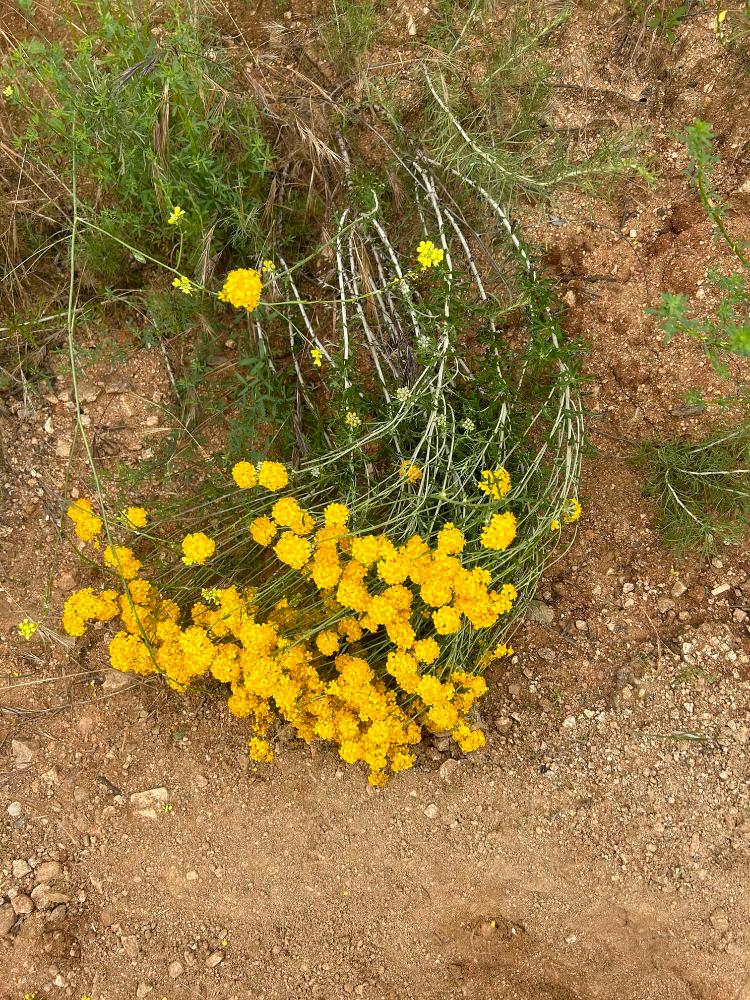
218,268,263,313
122,506,148,529
61,464,521,785
416,240,444,269
478,467,511,500
67,499,102,542
399,459,422,485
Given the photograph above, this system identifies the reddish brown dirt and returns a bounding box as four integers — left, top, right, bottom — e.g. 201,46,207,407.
2,4,750,1000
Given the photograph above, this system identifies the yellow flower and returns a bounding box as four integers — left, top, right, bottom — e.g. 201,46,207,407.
122,506,148,529
218,268,263,313
257,460,289,491
477,467,511,500
232,461,257,489
67,498,103,543
274,531,311,570
480,512,517,551
550,519,561,532
261,259,276,273
311,347,323,367
344,410,361,429
414,637,440,664
436,522,464,555
201,587,221,605
492,643,513,659
316,630,341,656
324,503,349,527
416,239,445,269
172,275,194,295
562,497,582,524
432,605,461,635
249,515,277,546
399,459,422,485
181,532,216,566
104,544,142,580
167,205,185,225
18,618,38,640
3,85,14,98
248,737,274,763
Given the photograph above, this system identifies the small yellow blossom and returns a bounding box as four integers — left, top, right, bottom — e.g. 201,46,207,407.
232,461,257,489
344,410,361,429
311,347,323,367
550,518,561,532
416,239,445,269
3,85,14,98
257,461,289,491
67,498,103,543
167,205,185,225
122,506,148,529
104,545,142,580
261,259,276,273
201,587,221,605
172,275,194,295
181,532,216,566
399,459,422,485
249,515,277,546
480,512,517,551
248,737,274,763
477,467,511,500
562,497,582,524
492,643,514,659
324,503,349,527
218,268,263,313
18,618,39,640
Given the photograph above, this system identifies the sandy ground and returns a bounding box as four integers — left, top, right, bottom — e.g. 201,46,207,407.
2,3,750,999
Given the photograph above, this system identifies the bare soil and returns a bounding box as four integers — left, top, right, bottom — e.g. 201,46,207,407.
2,4,750,1000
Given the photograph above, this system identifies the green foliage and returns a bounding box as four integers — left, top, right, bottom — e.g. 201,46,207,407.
7,0,270,282
322,0,379,73
625,1,689,39
408,4,650,206
652,120,749,368
634,420,750,554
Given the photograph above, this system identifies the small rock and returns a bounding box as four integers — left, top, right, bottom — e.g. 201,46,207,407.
12,739,34,769
47,904,68,924
495,716,513,736
205,950,225,968
671,580,687,598
35,860,63,883
185,871,199,881
102,668,135,693
656,597,675,614
575,619,587,631
136,984,153,998
122,934,140,959
12,859,32,878
30,884,70,911
710,907,730,933
11,894,34,916
562,715,577,729
129,787,169,819
195,775,209,789
527,602,554,625
711,583,731,597
439,759,461,784
423,803,439,820
168,961,184,979
0,904,16,936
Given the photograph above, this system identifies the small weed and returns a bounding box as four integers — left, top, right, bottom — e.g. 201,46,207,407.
652,120,750,370
634,420,750,554
322,0,380,74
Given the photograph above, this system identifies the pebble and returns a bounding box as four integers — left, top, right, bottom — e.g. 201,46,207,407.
710,907,730,933
671,580,687,598
11,739,34,769
122,934,140,958
205,950,225,968
11,894,34,916
168,960,185,979
48,904,68,924
8,801,22,818
495,716,513,735
527,602,555,625
423,803,439,820
136,984,153,998
656,597,675,614
0,904,16,936
562,715,577,729
35,860,63,883
439,759,462,784
12,859,32,878
30,884,70,911
130,787,169,819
